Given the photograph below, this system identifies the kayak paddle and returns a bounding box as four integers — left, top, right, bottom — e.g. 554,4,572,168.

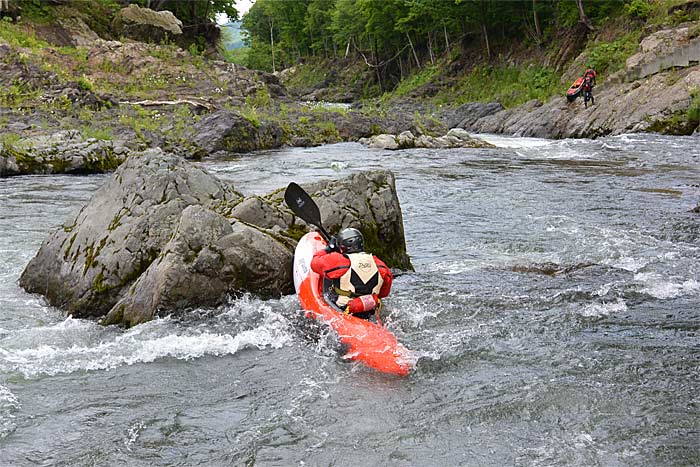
284,182,332,242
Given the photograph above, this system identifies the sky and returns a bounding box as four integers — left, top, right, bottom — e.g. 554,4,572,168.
217,0,254,23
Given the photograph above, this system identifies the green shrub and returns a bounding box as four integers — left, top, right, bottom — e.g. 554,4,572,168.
245,87,272,109
624,0,653,20
434,63,560,108
586,32,641,77
77,75,94,92
688,88,700,128
0,18,48,49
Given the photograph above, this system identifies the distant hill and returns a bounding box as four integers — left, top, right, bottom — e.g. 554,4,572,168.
220,21,245,50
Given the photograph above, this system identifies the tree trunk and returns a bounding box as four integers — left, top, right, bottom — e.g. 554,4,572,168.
575,0,594,31
373,37,383,93
406,32,420,69
481,23,491,58
428,32,435,65
442,19,450,51
269,19,276,73
533,0,541,40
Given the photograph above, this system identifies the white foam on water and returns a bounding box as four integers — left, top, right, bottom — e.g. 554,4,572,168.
330,161,347,172
124,420,146,450
0,311,292,378
579,299,628,317
474,133,553,149
634,273,700,299
611,256,650,273
0,384,20,439
400,301,439,328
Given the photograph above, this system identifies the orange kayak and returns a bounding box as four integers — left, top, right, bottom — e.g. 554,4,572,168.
293,231,414,376
567,76,584,101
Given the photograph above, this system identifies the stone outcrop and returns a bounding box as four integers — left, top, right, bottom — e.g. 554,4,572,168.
0,130,128,177
19,148,242,319
188,110,285,157
623,25,700,82
360,128,495,150
20,149,412,326
464,67,700,138
459,22,700,138
111,4,182,43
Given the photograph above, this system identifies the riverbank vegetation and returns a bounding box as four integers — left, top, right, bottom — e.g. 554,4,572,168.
241,0,699,108
2,0,699,147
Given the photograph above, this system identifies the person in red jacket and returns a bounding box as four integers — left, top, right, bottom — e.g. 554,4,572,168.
311,227,393,321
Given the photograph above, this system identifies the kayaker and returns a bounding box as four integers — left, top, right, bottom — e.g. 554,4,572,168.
310,227,393,320
583,67,597,86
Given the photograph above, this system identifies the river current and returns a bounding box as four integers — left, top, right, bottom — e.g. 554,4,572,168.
0,134,698,466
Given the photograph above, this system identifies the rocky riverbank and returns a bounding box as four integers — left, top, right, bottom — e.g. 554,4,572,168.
3,4,698,178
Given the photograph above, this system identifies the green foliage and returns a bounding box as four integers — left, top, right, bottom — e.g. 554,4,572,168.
0,18,48,49
118,106,162,142
586,32,641,77
221,46,249,65
624,0,653,20
0,132,22,149
0,80,39,106
245,87,273,109
688,88,700,128
435,64,560,108
80,126,114,141
385,66,440,99
77,75,94,92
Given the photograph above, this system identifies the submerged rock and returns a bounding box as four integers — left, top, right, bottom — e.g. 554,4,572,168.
20,149,412,326
361,128,495,150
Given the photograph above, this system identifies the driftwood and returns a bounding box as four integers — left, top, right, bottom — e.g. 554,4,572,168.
120,99,215,111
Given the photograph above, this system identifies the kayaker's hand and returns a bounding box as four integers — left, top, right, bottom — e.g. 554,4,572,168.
325,236,338,253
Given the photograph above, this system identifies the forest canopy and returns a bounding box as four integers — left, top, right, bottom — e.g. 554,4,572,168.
241,0,630,78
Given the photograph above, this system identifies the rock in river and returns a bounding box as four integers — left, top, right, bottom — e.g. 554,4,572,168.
20,149,411,326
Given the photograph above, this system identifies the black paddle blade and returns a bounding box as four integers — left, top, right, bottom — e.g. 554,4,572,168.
284,182,320,225
284,182,331,241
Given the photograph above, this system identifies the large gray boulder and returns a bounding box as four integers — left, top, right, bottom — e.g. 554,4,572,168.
271,171,413,269
189,110,285,157
19,148,243,318
0,130,127,177
112,4,183,44
624,25,700,82
21,149,412,326
103,206,295,326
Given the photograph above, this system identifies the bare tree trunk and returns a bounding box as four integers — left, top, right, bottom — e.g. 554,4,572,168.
345,39,351,58
371,37,383,92
406,32,420,69
269,19,276,73
575,0,594,31
428,32,435,65
442,19,450,51
481,23,491,58
533,0,541,39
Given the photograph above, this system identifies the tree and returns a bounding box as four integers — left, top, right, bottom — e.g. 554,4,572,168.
574,0,594,31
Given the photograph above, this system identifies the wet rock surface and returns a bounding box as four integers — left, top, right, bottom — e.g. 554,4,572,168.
20,150,411,326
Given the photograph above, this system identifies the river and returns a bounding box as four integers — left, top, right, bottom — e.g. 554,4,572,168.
1,134,698,466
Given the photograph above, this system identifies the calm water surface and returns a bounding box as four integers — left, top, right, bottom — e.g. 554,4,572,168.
1,134,699,466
